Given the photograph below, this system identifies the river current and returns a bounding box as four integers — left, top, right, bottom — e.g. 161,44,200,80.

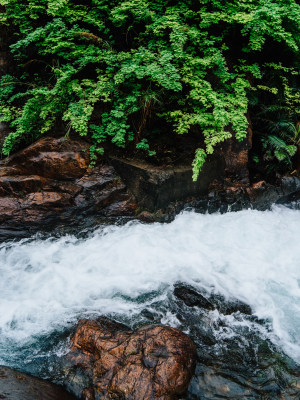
0,205,300,378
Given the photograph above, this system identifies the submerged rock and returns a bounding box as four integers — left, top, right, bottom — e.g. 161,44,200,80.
174,283,252,315
0,366,76,400
171,284,300,400
62,317,197,400
174,285,215,310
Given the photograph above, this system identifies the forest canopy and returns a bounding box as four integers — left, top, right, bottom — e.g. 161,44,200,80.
0,0,299,179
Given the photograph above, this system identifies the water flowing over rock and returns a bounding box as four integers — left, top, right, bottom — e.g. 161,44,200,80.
0,366,76,400
171,284,300,400
174,284,252,315
62,317,197,400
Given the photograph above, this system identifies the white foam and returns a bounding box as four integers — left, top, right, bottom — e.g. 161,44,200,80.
0,206,300,362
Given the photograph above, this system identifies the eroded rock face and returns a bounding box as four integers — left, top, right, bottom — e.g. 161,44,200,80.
0,137,137,239
111,156,225,211
0,366,76,400
63,318,197,400
8,137,90,180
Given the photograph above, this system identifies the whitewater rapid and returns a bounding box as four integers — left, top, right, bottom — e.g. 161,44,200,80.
0,206,300,367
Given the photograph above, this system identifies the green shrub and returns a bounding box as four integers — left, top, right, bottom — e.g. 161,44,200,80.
0,0,299,179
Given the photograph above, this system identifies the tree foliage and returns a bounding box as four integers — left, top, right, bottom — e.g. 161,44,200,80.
0,0,299,178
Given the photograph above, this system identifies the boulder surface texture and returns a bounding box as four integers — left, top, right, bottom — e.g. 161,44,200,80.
64,317,197,400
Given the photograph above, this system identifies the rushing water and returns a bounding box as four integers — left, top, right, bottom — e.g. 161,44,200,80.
0,206,300,378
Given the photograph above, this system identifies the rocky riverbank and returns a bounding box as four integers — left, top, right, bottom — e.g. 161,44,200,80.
0,135,299,240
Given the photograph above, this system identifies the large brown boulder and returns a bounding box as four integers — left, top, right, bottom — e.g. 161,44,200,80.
63,318,197,400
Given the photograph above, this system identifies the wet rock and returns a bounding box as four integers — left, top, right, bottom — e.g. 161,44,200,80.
111,156,224,211
208,293,252,315
7,137,90,180
0,166,22,177
1,134,300,240
62,317,197,400
186,341,300,400
24,192,73,208
242,176,300,211
0,175,50,196
174,285,215,310
165,284,300,400
202,175,300,214
0,137,137,239
216,298,252,315
0,366,76,400
174,284,252,316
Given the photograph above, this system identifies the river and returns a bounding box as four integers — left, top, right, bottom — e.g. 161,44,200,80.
0,205,300,396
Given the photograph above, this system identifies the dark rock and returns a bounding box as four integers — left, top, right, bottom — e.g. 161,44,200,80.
174,285,215,310
204,175,300,214
219,298,252,316
0,366,76,400
174,284,252,315
152,283,300,400
62,317,197,400
81,388,95,400
111,156,225,211
207,293,252,315
0,175,50,196
137,210,156,222
222,112,253,185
